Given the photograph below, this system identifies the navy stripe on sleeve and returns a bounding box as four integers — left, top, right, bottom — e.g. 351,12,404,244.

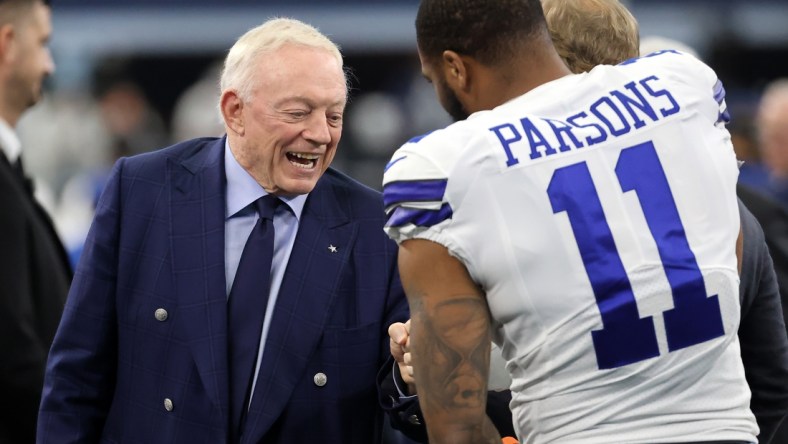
713,80,730,124
383,179,448,209
713,79,726,105
385,203,453,228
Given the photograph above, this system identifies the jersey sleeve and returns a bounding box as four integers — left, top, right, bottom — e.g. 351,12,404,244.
382,132,458,250
695,53,731,127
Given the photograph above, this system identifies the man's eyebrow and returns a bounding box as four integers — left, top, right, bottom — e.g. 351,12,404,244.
275,96,346,109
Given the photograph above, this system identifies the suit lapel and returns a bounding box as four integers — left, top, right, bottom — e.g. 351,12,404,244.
242,174,357,442
169,138,230,417
0,153,72,276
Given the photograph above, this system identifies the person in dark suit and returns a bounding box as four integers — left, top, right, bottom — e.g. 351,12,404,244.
0,1,69,443
736,196,788,443
738,183,788,443
737,183,788,327
37,17,408,444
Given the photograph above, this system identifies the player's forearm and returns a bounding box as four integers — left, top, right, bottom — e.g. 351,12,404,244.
410,295,500,444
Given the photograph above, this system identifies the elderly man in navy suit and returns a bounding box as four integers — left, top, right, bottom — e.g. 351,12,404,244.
38,17,408,444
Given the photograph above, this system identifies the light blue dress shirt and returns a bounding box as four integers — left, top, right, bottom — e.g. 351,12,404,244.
224,141,307,403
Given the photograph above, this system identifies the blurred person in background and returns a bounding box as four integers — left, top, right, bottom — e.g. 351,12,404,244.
727,107,774,199
16,92,112,266
55,68,170,266
170,60,225,142
20,62,168,270
0,0,70,443
37,17,408,444
16,89,111,203
755,79,788,209
383,0,787,442
93,65,168,160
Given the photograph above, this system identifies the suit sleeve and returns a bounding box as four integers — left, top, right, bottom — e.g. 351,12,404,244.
0,178,48,442
37,159,125,443
382,244,410,364
737,200,788,443
378,358,428,442
379,358,516,443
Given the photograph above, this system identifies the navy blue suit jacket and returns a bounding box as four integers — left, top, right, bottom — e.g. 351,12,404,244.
38,137,408,444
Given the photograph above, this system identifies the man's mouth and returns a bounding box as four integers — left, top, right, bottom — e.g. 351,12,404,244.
286,152,319,169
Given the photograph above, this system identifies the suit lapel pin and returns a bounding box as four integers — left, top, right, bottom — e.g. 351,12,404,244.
328,244,338,253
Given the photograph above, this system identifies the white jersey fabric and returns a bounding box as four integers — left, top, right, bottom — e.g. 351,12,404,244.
383,51,757,443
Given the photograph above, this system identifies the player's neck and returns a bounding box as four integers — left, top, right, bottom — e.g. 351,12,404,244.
471,51,572,113
505,51,572,103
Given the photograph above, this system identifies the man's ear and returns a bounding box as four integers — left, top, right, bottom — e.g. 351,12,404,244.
441,50,470,92
0,24,16,63
220,89,244,136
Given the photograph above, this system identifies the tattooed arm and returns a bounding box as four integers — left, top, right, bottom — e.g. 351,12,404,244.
398,239,501,444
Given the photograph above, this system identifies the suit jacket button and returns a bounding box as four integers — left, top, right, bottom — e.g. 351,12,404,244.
164,398,174,412
155,308,168,322
408,414,421,425
313,372,327,387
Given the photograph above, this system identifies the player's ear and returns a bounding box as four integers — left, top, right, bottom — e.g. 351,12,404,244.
441,50,470,92
0,24,16,63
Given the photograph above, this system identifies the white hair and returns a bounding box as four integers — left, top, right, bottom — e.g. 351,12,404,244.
219,17,344,101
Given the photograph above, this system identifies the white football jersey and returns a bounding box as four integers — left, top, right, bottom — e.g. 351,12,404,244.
383,51,757,443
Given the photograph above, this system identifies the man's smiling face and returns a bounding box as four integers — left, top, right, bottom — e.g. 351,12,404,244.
231,43,347,197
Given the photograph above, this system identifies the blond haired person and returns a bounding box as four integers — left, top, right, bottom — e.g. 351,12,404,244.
542,0,638,73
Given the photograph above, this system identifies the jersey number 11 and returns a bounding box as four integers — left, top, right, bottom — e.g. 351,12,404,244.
547,140,725,370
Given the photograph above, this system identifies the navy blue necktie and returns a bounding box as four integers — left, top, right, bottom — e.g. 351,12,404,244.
228,194,281,442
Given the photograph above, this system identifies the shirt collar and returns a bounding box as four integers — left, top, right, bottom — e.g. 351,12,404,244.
224,139,307,220
0,118,21,163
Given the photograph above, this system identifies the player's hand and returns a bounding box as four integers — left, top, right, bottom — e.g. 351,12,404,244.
388,319,416,394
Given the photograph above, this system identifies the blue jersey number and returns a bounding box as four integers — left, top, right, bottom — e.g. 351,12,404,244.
547,141,724,369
